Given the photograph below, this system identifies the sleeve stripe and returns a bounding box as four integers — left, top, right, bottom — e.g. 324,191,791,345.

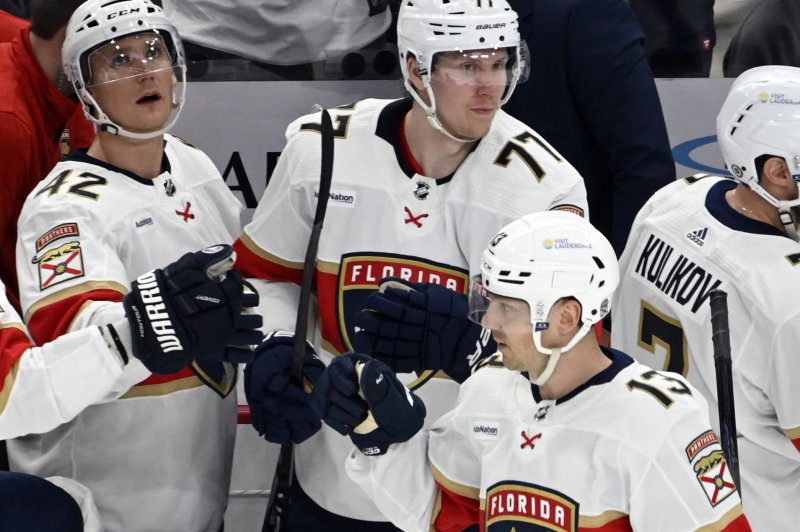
27,288,124,344
23,280,127,324
782,426,800,441
233,235,303,284
580,511,631,529
696,505,749,532
430,463,480,501
0,325,34,415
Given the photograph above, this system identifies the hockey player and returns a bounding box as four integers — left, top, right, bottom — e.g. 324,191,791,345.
0,245,258,440
611,65,800,530
312,211,750,531
12,1,255,530
235,0,588,528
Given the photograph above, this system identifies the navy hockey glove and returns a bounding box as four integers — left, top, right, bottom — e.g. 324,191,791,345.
123,244,263,374
310,352,426,456
352,278,495,383
244,331,325,445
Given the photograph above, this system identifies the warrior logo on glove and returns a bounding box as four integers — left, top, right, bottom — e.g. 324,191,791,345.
124,244,263,375
129,270,185,353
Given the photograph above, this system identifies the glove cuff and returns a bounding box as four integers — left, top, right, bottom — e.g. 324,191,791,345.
101,321,130,366
350,434,389,456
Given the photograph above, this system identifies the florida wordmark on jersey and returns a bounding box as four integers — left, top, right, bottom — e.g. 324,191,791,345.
234,98,588,521
612,174,800,530
13,134,243,532
0,279,127,440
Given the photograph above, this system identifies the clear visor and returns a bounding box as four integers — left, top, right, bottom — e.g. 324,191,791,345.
468,276,533,334
87,32,175,87
432,42,530,88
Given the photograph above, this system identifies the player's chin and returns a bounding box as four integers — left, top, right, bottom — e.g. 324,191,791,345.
469,115,495,136
457,122,491,141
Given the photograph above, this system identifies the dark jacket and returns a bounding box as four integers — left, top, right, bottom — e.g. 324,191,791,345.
504,0,675,254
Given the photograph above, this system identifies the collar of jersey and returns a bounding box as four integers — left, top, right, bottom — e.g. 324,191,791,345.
705,178,788,238
65,141,172,186
375,97,480,185
530,347,634,404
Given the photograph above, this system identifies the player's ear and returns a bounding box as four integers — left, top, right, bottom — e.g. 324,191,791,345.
555,299,581,333
407,55,424,93
762,156,796,200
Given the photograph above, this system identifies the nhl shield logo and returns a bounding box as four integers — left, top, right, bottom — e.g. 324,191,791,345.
413,180,430,200
164,178,176,197
32,241,85,290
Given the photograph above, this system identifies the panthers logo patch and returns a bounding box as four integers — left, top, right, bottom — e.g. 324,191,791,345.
693,450,737,507
32,241,85,290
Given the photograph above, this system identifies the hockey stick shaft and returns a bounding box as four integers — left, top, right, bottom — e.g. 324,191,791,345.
263,108,334,532
709,288,741,497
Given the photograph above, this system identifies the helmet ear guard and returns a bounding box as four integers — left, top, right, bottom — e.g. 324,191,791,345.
716,66,800,240
471,211,619,385
62,0,186,140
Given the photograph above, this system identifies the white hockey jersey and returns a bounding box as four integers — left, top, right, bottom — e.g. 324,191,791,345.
235,98,588,521
0,279,131,440
612,175,800,530
13,134,244,532
347,350,750,531
162,0,391,65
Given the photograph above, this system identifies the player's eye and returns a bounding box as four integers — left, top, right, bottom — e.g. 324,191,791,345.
500,302,515,316
492,59,508,70
110,53,131,68
146,47,162,62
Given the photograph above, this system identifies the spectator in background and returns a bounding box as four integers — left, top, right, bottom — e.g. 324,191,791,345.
504,0,675,256
0,9,94,155
723,0,800,77
0,1,94,311
629,0,716,78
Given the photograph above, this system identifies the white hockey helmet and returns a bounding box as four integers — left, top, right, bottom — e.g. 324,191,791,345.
469,211,618,385
716,65,800,240
62,0,186,140
397,0,529,139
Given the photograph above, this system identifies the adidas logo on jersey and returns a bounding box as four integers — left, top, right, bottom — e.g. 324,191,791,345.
686,227,708,247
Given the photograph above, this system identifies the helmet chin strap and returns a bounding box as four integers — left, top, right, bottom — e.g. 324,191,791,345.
530,346,561,386
83,85,184,141
425,113,479,143
412,76,481,143
778,204,800,241
529,322,593,387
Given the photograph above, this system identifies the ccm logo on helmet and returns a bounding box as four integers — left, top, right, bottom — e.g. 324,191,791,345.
108,8,141,19
476,23,506,29
134,270,183,353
